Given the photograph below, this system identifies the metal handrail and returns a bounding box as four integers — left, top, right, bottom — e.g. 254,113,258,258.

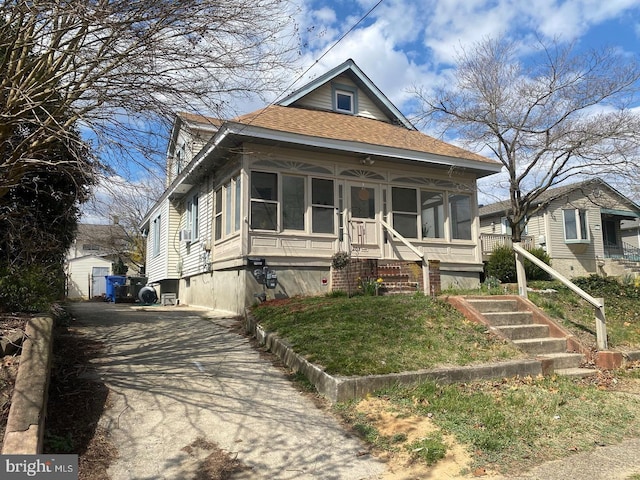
513,242,607,350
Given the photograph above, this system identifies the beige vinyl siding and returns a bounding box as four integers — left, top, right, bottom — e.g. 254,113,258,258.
292,74,390,122
146,200,182,282
179,183,215,277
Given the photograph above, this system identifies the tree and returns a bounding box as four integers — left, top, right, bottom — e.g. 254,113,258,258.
0,0,299,201
415,37,640,241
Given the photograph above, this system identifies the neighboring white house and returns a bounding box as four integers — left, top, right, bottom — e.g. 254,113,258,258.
140,59,502,313
479,179,640,278
65,223,129,299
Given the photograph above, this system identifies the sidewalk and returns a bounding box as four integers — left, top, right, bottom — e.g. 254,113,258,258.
67,303,386,479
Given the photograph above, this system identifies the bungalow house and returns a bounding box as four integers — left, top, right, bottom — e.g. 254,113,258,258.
140,59,502,314
479,179,640,278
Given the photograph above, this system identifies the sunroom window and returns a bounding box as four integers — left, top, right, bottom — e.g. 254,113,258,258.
449,194,472,240
563,208,589,242
312,178,335,233
392,187,418,238
283,175,305,230
250,172,278,231
421,191,445,238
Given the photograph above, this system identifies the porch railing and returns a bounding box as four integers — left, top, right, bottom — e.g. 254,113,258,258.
480,234,535,256
513,243,607,350
379,218,430,295
604,240,640,262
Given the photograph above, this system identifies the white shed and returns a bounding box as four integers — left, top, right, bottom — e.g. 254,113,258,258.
66,255,112,300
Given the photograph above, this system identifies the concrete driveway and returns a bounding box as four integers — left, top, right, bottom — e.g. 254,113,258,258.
66,302,386,480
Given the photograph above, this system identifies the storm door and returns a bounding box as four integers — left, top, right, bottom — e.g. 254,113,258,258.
348,183,380,254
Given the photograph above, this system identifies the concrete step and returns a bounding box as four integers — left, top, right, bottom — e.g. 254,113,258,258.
466,299,518,313
513,337,567,355
496,324,549,340
482,311,534,327
539,352,585,370
555,367,598,378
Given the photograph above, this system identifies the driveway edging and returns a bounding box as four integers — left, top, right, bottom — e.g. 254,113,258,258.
2,316,53,454
244,311,543,403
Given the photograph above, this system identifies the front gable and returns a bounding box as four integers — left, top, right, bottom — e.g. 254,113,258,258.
279,59,415,129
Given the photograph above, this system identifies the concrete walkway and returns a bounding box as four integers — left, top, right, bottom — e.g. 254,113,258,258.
66,303,386,480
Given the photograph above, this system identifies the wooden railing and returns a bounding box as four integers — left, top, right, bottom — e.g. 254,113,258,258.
480,234,535,255
379,218,429,295
513,243,608,350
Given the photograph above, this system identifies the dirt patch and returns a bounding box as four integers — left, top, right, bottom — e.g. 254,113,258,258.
44,320,117,480
182,437,252,480
355,397,495,479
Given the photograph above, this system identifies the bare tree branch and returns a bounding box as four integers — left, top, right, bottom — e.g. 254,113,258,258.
413,36,640,241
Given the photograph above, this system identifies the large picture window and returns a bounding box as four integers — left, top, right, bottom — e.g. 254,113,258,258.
250,172,278,230
563,208,588,242
392,187,418,238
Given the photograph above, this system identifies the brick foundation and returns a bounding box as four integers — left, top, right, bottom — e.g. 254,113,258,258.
331,259,441,295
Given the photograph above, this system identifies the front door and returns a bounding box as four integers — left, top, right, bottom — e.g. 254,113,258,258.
603,219,621,257
347,183,379,254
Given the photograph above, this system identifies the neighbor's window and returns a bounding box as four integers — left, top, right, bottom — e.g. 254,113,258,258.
312,178,334,233
214,188,222,240
250,172,278,230
421,191,445,239
563,208,589,242
152,215,161,256
449,193,472,240
392,187,418,238
282,175,305,230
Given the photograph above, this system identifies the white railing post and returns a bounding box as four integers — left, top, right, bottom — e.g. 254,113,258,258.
512,243,608,351
514,242,528,298
594,297,608,351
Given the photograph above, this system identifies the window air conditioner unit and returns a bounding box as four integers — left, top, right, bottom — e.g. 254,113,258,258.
179,229,192,243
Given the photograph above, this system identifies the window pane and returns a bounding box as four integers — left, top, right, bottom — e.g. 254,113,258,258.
392,187,417,213
351,186,375,219
283,176,305,230
312,178,334,205
251,202,277,230
312,206,334,233
336,92,352,112
579,210,588,240
449,194,472,240
421,191,444,238
564,209,577,240
215,215,222,240
192,195,199,238
234,177,241,231
225,184,232,235
394,213,418,238
215,189,222,215
251,172,277,201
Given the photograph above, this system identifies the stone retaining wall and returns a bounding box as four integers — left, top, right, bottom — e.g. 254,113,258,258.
2,316,53,454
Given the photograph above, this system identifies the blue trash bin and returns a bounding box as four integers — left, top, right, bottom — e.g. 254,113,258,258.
105,275,127,302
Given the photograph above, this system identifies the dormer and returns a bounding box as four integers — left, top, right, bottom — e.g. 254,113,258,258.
278,59,416,130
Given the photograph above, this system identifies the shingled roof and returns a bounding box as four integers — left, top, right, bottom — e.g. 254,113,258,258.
231,105,495,165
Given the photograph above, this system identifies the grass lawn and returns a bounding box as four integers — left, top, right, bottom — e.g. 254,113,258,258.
251,294,524,376
251,279,640,476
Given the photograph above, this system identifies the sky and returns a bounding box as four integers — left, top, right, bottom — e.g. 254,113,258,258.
84,0,640,223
